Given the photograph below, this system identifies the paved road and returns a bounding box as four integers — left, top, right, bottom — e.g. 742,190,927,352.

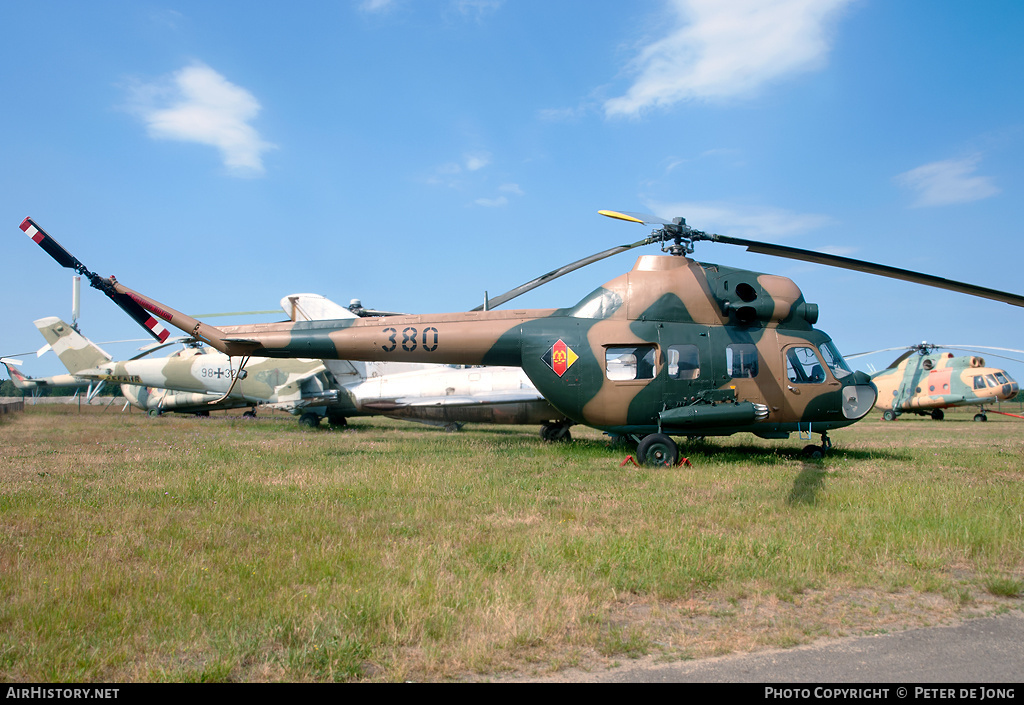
523,611,1024,683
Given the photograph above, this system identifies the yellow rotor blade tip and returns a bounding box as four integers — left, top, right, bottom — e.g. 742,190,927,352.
598,210,645,224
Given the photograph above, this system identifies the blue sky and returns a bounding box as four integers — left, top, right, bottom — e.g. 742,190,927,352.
3,0,1024,383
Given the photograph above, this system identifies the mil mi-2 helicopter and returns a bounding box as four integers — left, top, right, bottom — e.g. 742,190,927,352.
17,212,1024,465
848,343,1022,422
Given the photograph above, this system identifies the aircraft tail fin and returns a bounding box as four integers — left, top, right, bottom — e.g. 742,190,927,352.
33,317,113,374
280,293,359,321
1,359,32,389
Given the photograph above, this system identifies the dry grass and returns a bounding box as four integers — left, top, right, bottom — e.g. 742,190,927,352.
0,404,1021,681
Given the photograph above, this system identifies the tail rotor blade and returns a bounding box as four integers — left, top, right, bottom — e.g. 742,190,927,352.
18,217,170,342
20,217,87,272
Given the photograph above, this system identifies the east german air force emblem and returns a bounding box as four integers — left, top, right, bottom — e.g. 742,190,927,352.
542,339,578,377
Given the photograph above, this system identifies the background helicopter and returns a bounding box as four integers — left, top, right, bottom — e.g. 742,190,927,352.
847,343,1023,422
17,213,1024,465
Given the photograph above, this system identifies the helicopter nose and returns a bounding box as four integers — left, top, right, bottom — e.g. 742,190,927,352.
841,371,877,420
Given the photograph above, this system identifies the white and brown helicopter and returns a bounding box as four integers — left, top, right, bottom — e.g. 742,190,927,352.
17,212,1024,464
847,343,1022,422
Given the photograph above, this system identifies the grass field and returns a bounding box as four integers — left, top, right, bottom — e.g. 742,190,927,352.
1,404,1021,682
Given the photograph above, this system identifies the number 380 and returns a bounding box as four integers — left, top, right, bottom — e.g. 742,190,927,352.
381,326,438,352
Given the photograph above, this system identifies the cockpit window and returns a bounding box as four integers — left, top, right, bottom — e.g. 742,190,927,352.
973,376,986,390
786,346,826,384
569,287,623,319
995,372,1008,384
985,374,998,388
726,344,758,378
818,340,852,379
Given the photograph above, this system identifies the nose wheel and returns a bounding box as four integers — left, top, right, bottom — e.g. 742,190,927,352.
801,431,832,459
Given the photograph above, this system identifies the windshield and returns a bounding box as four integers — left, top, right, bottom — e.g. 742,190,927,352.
818,340,853,379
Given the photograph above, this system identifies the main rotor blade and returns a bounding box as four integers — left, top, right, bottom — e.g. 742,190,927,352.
936,344,1024,356
845,346,914,360
703,233,1024,308
932,346,1024,365
597,210,672,226
19,218,171,342
189,310,281,317
470,237,652,311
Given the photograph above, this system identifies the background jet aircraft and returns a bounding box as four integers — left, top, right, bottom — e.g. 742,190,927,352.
2,353,105,402
37,294,571,438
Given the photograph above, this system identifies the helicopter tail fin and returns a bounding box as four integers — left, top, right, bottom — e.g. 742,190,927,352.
33,317,113,374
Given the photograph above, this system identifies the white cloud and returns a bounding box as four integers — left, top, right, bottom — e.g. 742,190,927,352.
464,152,491,171
361,0,501,18
428,152,492,185
895,155,1000,208
454,0,503,19
642,200,833,239
604,0,853,117
474,196,508,208
128,63,275,177
359,0,396,12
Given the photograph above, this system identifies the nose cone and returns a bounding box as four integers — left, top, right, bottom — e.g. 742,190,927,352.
842,371,877,420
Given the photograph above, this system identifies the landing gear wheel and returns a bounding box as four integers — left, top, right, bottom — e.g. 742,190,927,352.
801,444,824,459
444,422,463,433
242,409,257,419
298,412,321,428
974,413,988,422
194,410,210,418
148,408,162,418
540,421,573,443
931,409,944,420
882,410,897,421
327,415,347,428
637,433,679,467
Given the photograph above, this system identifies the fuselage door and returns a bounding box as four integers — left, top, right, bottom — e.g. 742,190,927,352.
781,343,839,420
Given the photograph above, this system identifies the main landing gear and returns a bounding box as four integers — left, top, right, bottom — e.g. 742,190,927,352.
637,433,679,467
298,412,348,429
540,421,573,442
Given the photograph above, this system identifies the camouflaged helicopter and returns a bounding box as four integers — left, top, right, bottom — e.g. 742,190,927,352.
33,298,567,435
848,343,1022,422
17,213,1024,465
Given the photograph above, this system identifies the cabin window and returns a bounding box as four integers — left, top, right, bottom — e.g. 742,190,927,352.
786,346,825,384
727,344,759,379
667,345,700,380
606,345,657,381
